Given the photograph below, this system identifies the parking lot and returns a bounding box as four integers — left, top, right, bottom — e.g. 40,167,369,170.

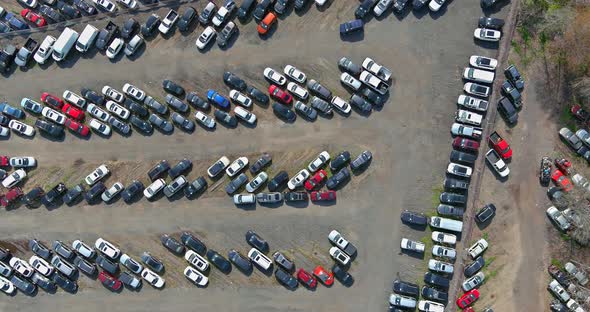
0,1,510,311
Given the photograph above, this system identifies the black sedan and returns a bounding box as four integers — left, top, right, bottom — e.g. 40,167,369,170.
421,285,448,303
478,16,505,30
207,249,231,273
52,273,78,293
225,173,248,195
11,275,36,295
223,72,247,91
268,171,289,191
121,180,144,203
350,94,372,114
160,234,185,255
245,230,269,253
130,116,153,134
250,153,272,174
439,192,466,205
96,255,119,275
63,184,84,205
177,6,197,32
180,232,207,255
169,158,192,179
214,109,238,128
392,279,419,297
121,18,139,40
141,252,164,273
326,167,350,190
475,203,496,224
424,272,450,289
246,86,269,104
187,92,209,110
148,160,170,181
464,256,485,277
35,119,64,138
400,210,428,226
81,88,106,105
332,264,354,286
330,151,351,171
272,103,296,122
284,191,308,202
275,268,298,289
228,249,252,273
162,79,185,96
29,239,52,260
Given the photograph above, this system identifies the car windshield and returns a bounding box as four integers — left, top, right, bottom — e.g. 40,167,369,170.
485,30,495,36
479,58,491,65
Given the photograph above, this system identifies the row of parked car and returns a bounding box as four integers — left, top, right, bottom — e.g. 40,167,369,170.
547,261,589,312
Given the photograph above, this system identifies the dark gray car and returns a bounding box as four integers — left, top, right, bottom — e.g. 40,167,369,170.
160,234,185,255
338,57,362,75
130,115,153,134
63,184,84,205
119,271,142,290
121,180,144,203
326,167,350,190
171,112,195,132
184,176,208,198
166,94,189,113
96,255,119,275
169,159,192,179
437,204,465,218
464,256,485,277
181,232,207,255
52,240,75,260
311,96,333,115
29,239,52,260
123,98,148,117
443,178,469,191
11,274,36,295
392,279,419,297
424,272,450,289
52,273,77,293
73,256,97,276
273,251,294,272
450,150,477,166
245,230,269,253
217,22,237,48
225,173,248,195
361,88,386,106
350,150,372,170
294,101,318,120
475,203,496,224
31,272,57,293
250,153,272,174
275,268,298,289
108,116,131,135
144,96,168,115
228,249,252,272
256,192,283,204
400,210,428,226
214,109,238,127
307,79,332,101
350,94,372,114
187,92,209,110
268,171,289,191
421,285,449,302
246,86,269,104
439,192,466,205
141,252,164,273
148,114,174,132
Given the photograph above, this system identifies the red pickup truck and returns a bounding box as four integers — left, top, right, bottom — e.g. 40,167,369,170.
488,131,512,159
0,187,23,207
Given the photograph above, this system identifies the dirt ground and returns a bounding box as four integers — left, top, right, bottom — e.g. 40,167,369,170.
0,0,514,311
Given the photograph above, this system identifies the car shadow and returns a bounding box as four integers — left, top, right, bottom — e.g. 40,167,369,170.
258,21,278,40
126,41,147,61
284,199,309,208
294,0,313,16
482,0,510,15
56,51,82,69
340,31,364,43
258,200,283,209
312,199,336,206
473,38,499,50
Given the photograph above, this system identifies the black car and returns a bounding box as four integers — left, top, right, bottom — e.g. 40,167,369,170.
148,160,170,181
392,279,419,297
501,80,522,108
52,272,77,293
121,18,139,40
294,101,317,120
464,256,485,277
362,87,386,106
24,186,45,208
162,79,185,96
475,203,496,224
169,158,192,179
166,95,189,114
245,230,269,253
268,171,289,191
95,21,119,50
12,274,36,295
0,114,9,126
437,204,465,218
481,0,506,8
119,271,141,290
214,109,238,127
393,0,409,12
31,272,57,292
225,173,248,194
207,249,231,273
253,0,273,22
130,115,153,134
326,167,350,190
81,88,106,105
228,249,252,272
217,22,237,49
332,264,354,286
478,16,505,30
73,256,97,276
184,176,208,198
63,184,84,205
180,232,207,255
444,177,469,191
340,19,364,36
238,0,256,22
141,252,164,273
199,2,217,25
498,97,518,124
350,94,372,114
400,210,428,225
275,268,298,289
330,151,351,171
450,150,477,166
35,119,64,137
0,246,10,262
421,285,448,302
273,103,296,122
39,5,65,23
122,99,147,118
121,180,143,203
245,86,269,104
177,7,197,32
29,239,52,260
52,240,75,260
142,14,161,37
73,0,97,15
160,234,185,255
85,182,106,203
56,1,81,19
250,153,272,174
223,72,247,91
40,184,65,206
504,64,525,90
284,191,308,202
424,272,450,289
412,0,429,9
273,251,294,272
108,116,131,135
355,0,376,19
439,192,466,205
350,150,372,171
294,0,308,10
186,92,209,110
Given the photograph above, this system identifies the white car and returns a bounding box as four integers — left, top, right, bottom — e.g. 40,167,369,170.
28,255,53,277
184,250,209,272
63,90,86,108
72,240,95,259
159,9,179,34
226,157,249,177
233,193,256,205
330,96,351,114
85,164,109,186
565,262,589,286
474,28,501,41
400,238,425,253
141,268,165,288
19,0,37,8
195,111,216,128
246,172,268,192
9,157,36,168
451,122,483,139
567,299,585,312
308,151,330,172
102,182,124,202
360,71,389,94
546,206,571,231
287,169,310,190
447,162,472,178
106,38,124,59
463,67,495,84
418,300,445,312
329,246,350,266
248,248,272,270
457,95,488,112
41,106,66,124
122,83,146,101
263,67,287,85
8,120,35,137
207,156,230,178
9,257,33,278
469,55,498,70
118,0,137,9
144,178,166,199
340,72,362,91
93,0,117,12
212,2,235,27
456,109,483,126
467,238,489,259
184,266,208,286
428,0,446,11
428,259,453,274
315,0,327,5
286,82,309,100
431,231,456,245
229,90,252,107
374,0,393,16
0,276,15,295
389,294,417,309
432,245,456,260
87,103,110,122
102,86,125,103
119,254,143,274
462,271,485,291
95,238,120,260
234,106,257,124
106,100,130,119
196,26,216,50
2,169,26,188
90,119,111,136
549,279,571,302
362,57,392,81
33,35,56,64
283,65,306,83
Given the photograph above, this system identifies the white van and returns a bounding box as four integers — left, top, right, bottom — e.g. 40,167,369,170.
76,24,98,53
429,217,463,233
463,67,495,84
52,27,79,62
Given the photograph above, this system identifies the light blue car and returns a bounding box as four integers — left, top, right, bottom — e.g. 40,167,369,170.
0,102,25,119
20,98,43,114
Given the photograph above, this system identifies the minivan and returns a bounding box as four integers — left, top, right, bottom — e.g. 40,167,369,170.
76,24,99,53
429,216,463,232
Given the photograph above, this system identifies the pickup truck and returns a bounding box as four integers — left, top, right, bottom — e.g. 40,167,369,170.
0,187,23,207
328,230,357,256
457,95,488,112
451,123,483,140
14,38,39,67
0,44,17,72
455,109,483,126
95,21,119,50
485,149,510,177
488,131,512,159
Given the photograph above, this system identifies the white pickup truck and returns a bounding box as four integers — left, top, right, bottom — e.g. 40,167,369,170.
328,230,357,256
485,149,510,177
455,109,483,126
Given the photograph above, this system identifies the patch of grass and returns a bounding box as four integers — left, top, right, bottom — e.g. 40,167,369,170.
484,256,496,269
431,185,443,208
482,232,489,241
487,268,499,279
560,232,572,241
551,258,564,270
559,104,577,130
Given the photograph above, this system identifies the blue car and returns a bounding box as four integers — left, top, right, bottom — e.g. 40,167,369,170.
4,13,29,31
20,98,43,114
0,102,25,119
207,89,230,109
339,19,364,36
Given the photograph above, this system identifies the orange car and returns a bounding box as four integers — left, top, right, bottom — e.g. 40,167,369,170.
257,12,276,35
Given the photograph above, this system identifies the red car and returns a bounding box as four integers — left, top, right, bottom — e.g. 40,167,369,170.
98,271,122,291
552,170,573,192
297,268,317,288
21,9,47,27
311,190,336,202
65,118,90,137
305,169,328,191
0,187,24,207
313,266,333,286
0,156,8,167
452,137,479,152
41,92,64,109
555,158,571,175
456,289,479,308
571,104,589,122
269,85,293,105
62,103,85,121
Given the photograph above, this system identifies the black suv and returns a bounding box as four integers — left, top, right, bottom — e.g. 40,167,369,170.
400,210,428,226
24,186,45,208
504,64,525,90
169,158,192,179
148,160,170,181
355,0,376,20
392,279,419,297
178,7,197,32
475,203,496,224
498,97,518,124
121,18,139,40
142,14,161,37
85,182,106,203
268,171,288,191
121,180,144,203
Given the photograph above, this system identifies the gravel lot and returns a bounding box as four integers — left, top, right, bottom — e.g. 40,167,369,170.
0,0,512,311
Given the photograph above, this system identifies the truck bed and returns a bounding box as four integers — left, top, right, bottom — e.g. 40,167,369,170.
23,38,38,50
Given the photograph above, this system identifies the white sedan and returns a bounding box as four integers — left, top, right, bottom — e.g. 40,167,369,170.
42,107,66,124
28,255,53,277
263,67,287,85
90,119,111,136
469,55,498,70
72,240,95,259
229,90,252,107
106,38,124,59
308,151,330,172
118,0,137,9
226,157,248,177
85,164,109,186
432,245,456,260
330,96,351,114
283,65,306,83
141,268,165,288
196,26,216,50
184,266,208,286
95,238,121,260
9,120,35,137
93,0,117,12
102,182,124,202
9,156,36,168
9,257,34,278
428,259,454,274
122,83,146,101
102,85,125,103
144,178,166,199
2,169,27,188
246,172,268,193
195,111,216,128
287,169,310,190
286,82,309,100
474,28,501,42
106,101,130,119
234,106,257,124
63,90,87,108
431,231,457,245
418,300,445,312
184,250,209,272
340,73,362,91
0,276,15,295
87,103,110,122
329,246,351,266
